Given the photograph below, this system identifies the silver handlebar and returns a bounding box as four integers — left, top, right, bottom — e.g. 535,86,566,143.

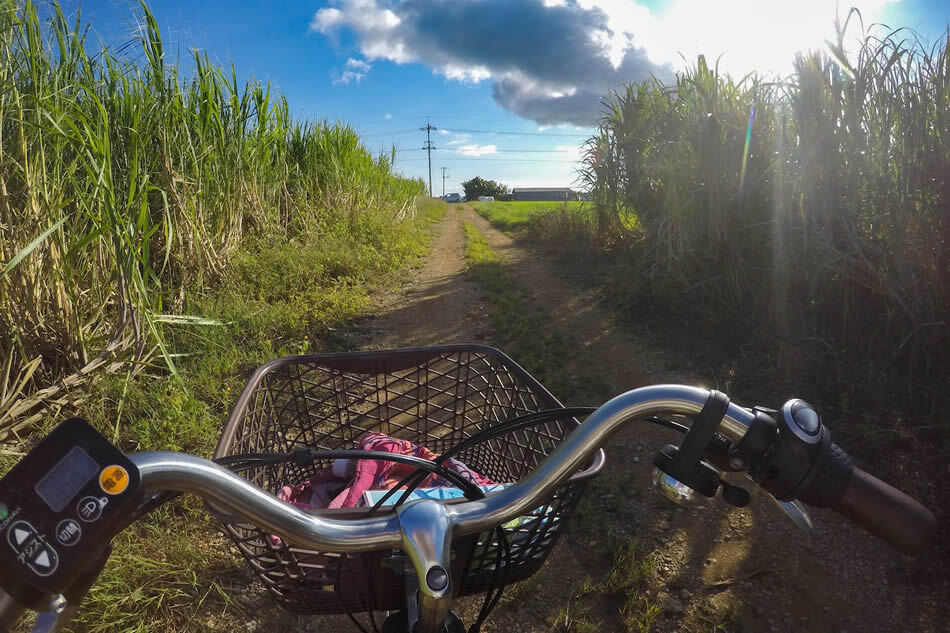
448,384,754,534
130,385,755,552
0,385,754,633
132,452,404,551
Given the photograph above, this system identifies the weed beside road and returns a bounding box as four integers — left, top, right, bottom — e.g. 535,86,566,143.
6,199,446,633
0,1,425,440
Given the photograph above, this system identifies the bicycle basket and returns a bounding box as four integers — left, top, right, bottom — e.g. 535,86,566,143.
214,344,604,615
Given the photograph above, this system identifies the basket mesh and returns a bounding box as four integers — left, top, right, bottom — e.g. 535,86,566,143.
215,345,597,615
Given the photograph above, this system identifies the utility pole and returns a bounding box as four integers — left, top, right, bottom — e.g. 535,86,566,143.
441,167,449,197
420,117,437,197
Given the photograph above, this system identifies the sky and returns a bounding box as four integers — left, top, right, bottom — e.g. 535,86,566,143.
65,0,949,192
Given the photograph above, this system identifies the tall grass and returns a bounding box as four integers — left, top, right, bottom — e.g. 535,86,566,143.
0,1,424,437
577,14,950,425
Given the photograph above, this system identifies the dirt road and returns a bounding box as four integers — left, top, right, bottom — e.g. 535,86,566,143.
359,203,488,348
372,206,944,632
249,206,944,633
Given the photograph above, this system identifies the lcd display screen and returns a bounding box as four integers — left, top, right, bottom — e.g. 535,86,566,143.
35,446,99,512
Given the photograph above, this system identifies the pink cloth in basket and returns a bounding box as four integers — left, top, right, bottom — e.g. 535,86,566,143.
277,432,495,511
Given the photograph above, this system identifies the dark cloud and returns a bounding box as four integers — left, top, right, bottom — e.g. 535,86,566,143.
492,44,669,126
491,82,604,127
313,0,673,126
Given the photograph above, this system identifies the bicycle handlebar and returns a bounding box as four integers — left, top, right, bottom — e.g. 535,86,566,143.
131,384,935,555
133,385,755,550
132,452,404,552
778,426,936,554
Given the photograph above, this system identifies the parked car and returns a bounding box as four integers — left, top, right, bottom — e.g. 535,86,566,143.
477,196,494,202
445,193,461,203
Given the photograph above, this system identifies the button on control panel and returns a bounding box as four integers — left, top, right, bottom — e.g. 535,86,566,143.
99,465,130,495
6,520,59,577
77,496,105,523
55,519,82,547
0,418,141,600
30,545,58,577
9,522,33,549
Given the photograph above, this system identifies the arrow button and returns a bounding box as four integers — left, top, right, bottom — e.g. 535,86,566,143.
14,527,30,545
29,544,58,576
6,521,37,552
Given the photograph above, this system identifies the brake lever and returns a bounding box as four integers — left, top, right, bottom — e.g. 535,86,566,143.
716,469,813,534
771,498,813,535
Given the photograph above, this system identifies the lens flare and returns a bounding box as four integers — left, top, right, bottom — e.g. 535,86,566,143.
739,105,756,191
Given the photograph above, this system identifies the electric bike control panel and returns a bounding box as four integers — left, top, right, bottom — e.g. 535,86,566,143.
0,418,141,600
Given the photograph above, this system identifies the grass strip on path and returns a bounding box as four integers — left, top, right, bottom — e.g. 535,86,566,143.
461,221,608,403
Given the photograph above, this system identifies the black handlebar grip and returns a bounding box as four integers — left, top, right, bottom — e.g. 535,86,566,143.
796,442,936,554
832,466,936,555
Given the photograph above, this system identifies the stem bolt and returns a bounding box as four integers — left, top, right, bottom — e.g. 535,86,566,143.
49,594,67,614
426,566,448,591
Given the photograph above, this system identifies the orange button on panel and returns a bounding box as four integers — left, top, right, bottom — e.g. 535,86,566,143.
99,465,129,495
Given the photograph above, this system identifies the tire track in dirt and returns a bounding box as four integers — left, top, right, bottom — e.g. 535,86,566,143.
356,206,487,348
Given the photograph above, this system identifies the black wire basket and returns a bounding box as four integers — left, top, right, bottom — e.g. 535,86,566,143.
213,344,605,615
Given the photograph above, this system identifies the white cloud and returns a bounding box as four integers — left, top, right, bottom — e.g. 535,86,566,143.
333,57,372,85
312,2,400,33
442,64,491,82
333,70,367,85
314,0,900,123
439,129,450,135
384,113,392,119
457,144,498,157
345,57,371,72
313,7,343,30
312,0,666,124
445,132,471,146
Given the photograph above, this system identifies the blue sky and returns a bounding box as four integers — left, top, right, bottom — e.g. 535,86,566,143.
68,1,948,192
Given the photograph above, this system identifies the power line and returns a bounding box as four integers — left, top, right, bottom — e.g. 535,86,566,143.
363,127,590,139
363,128,419,138
450,128,589,138
492,148,581,153
398,157,579,163
401,147,578,153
